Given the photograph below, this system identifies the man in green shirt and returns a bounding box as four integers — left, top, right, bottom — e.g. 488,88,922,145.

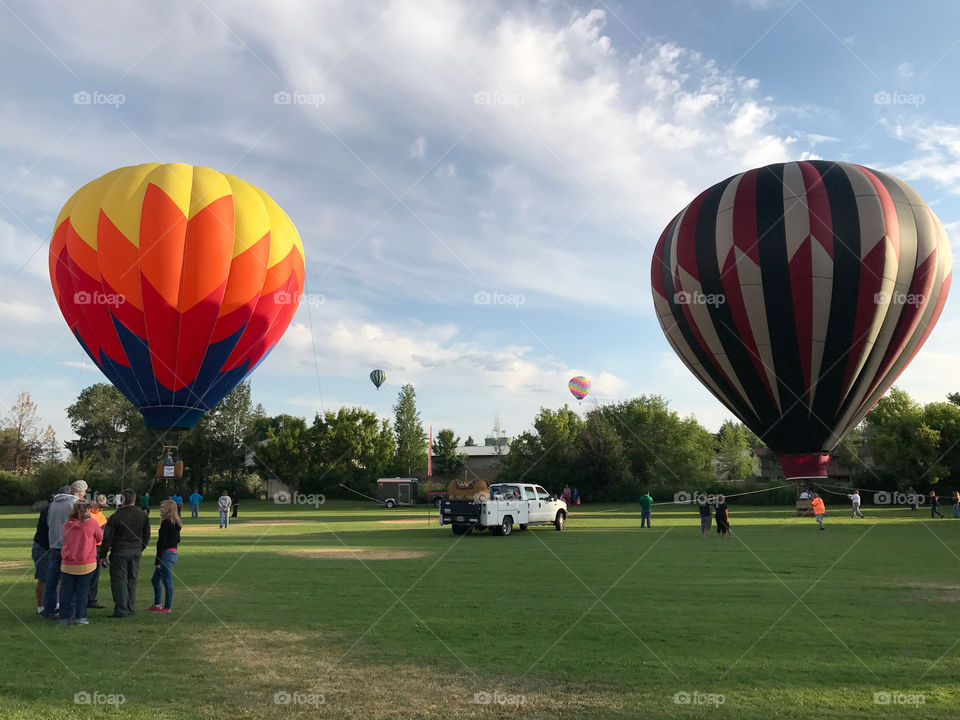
639,492,653,528
140,492,150,516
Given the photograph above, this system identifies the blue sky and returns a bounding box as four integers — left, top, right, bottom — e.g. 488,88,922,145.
2,0,959,447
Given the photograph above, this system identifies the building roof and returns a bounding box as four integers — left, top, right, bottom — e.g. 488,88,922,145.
456,445,510,457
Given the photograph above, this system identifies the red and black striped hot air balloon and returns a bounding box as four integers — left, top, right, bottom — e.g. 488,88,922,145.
49,163,306,430
651,160,952,479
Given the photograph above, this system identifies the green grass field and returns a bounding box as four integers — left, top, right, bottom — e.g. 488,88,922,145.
1,500,958,718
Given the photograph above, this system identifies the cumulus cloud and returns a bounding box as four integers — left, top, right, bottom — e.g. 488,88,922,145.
408,135,426,159
885,122,960,193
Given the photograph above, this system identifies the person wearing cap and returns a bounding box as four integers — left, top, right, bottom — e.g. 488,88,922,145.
100,488,151,618
86,495,109,609
41,480,87,618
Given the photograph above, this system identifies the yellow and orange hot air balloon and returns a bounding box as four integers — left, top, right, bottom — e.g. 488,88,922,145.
49,163,305,429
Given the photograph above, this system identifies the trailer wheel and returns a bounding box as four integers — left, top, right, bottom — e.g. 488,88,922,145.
554,512,565,531
519,523,528,530
452,524,468,535
433,497,443,508
499,516,513,537
385,498,396,509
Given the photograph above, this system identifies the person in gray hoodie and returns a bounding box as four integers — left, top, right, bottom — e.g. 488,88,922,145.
41,480,87,618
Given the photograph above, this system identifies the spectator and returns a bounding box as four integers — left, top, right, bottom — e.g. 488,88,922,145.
811,493,826,530
639,491,653,528
172,492,184,517
571,488,580,507
930,491,944,519
698,497,712,537
58,501,102,626
100,488,151,618
188,489,203,518
908,486,919,512
231,492,239,519
86,495,109,609
218,491,232,529
561,486,572,506
952,489,960,519
149,499,182,614
848,489,864,518
715,498,731,537
31,496,54,615
42,481,87,619
140,491,150,516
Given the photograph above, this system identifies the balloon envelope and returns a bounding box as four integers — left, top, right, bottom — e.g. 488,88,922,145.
652,160,951,478
568,376,591,400
49,163,305,429
369,369,386,389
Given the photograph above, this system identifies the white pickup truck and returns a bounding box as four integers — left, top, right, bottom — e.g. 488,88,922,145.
440,482,567,536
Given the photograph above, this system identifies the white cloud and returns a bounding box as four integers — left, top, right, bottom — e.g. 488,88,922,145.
0,301,57,324
885,122,960,193
409,135,426,159
60,360,97,371
3,2,802,313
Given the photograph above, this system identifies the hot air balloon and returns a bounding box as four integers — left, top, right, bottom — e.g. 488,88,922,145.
568,376,591,401
651,160,951,479
49,163,306,430
370,369,386,389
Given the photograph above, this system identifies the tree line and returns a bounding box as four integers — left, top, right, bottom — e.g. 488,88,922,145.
2,382,960,505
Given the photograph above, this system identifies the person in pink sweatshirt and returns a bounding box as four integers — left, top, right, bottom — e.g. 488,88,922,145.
58,501,103,626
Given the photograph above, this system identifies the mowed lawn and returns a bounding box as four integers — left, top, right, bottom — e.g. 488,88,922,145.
1,499,959,719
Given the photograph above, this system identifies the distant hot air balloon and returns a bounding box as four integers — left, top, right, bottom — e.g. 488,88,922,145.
370,369,386,389
568,376,591,401
651,160,951,479
49,163,306,430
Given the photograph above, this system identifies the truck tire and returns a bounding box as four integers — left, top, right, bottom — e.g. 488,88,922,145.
385,498,396,509
434,497,443,508
499,516,513,536
554,512,565,531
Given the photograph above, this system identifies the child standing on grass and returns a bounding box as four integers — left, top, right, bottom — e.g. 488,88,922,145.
149,500,181,613
811,493,826,530
59,501,103,626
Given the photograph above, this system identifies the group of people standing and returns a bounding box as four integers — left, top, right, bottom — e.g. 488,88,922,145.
636,492,732,537
139,488,236,527
32,481,182,625
560,485,580,507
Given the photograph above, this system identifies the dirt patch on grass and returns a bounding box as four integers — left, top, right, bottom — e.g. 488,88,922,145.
377,519,435,525
196,630,632,719
904,583,960,603
282,547,429,561
0,560,30,571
